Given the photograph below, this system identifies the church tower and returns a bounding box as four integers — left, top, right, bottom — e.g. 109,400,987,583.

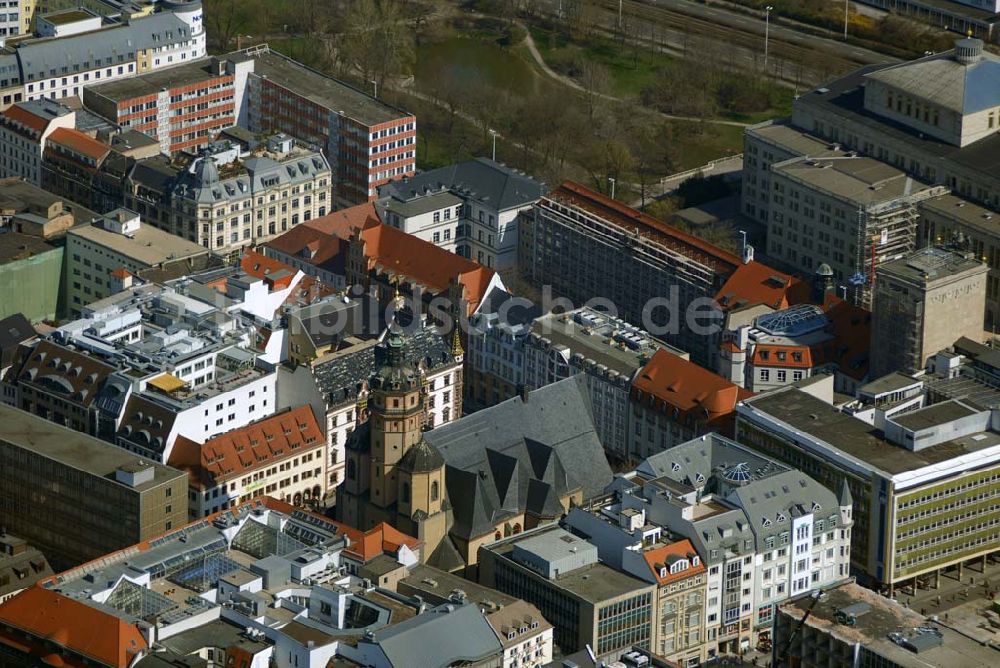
367,330,425,510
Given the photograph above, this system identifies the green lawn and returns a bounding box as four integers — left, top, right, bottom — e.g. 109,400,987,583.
667,122,745,170
528,26,671,98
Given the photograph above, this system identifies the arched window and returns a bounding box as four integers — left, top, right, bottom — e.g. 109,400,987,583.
401,482,410,503
513,523,522,534
431,480,439,502
347,459,357,480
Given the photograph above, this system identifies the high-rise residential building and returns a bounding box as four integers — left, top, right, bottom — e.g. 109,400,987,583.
738,384,1000,591
767,154,945,306
870,246,987,377
377,157,547,270
0,403,188,569
242,48,416,204
125,136,332,254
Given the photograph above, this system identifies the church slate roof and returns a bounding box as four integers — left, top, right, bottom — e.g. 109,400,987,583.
424,376,613,542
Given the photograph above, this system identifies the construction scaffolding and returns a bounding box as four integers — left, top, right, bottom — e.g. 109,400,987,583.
851,185,949,307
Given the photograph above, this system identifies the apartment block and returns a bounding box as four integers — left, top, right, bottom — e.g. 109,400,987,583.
83,56,247,155
0,98,75,184
870,246,988,377
125,135,332,254
169,405,330,517
0,403,187,569
0,176,96,238
244,48,416,204
64,208,211,315
521,182,744,364
739,386,1000,590
18,3,206,104
378,157,546,270
630,349,751,461
570,433,851,656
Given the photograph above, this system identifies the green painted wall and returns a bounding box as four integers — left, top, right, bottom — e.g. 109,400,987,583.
0,246,64,323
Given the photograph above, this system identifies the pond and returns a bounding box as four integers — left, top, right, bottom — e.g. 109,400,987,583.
415,37,539,97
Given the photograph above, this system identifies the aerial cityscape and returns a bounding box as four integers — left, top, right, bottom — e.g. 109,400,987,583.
0,1,999,667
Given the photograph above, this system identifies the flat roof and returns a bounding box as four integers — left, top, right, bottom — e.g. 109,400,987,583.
781,582,1000,666
742,389,1000,476
927,374,1000,410
0,231,60,264
249,50,411,126
919,194,1000,235
795,65,1000,182
746,120,840,157
40,9,98,25
87,60,224,102
860,372,921,396
69,220,208,266
878,246,986,284
385,190,463,218
890,400,978,431
491,531,651,604
774,155,930,205
0,404,185,491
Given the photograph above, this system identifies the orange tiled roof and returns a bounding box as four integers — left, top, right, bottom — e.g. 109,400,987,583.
304,202,380,239
715,261,810,313
47,127,111,162
752,344,814,369
265,224,347,273
2,105,49,134
282,274,336,308
341,522,422,563
642,539,706,586
356,218,496,314
167,406,325,489
633,350,752,430
240,250,297,290
0,587,148,668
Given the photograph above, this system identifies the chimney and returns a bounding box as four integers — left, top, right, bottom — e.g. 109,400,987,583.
519,385,529,403
742,244,755,265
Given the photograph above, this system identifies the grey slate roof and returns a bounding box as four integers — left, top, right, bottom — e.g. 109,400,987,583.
313,325,455,406
174,151,329,205
17,13,192,84
0,313,34,370
368,601,503,667
424,376,613,541
635,434,840,557
380,158,546,212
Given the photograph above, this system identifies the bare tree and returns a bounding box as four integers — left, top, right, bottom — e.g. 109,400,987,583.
579,60,611,120
204,0,249,51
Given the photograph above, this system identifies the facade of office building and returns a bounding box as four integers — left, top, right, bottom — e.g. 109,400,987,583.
0,404,187,569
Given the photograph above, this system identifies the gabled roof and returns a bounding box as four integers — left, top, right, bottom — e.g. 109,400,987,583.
47,127,111,163
0,313,35,370
303,201,380,238
642,539,705,586
715,261,809,312
0,586,148,668
167,406,324,489
356,217,498,313
1,104,51,134
240,250,297,290
424,376,613,542
264,224,347,275
634,349,752,423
